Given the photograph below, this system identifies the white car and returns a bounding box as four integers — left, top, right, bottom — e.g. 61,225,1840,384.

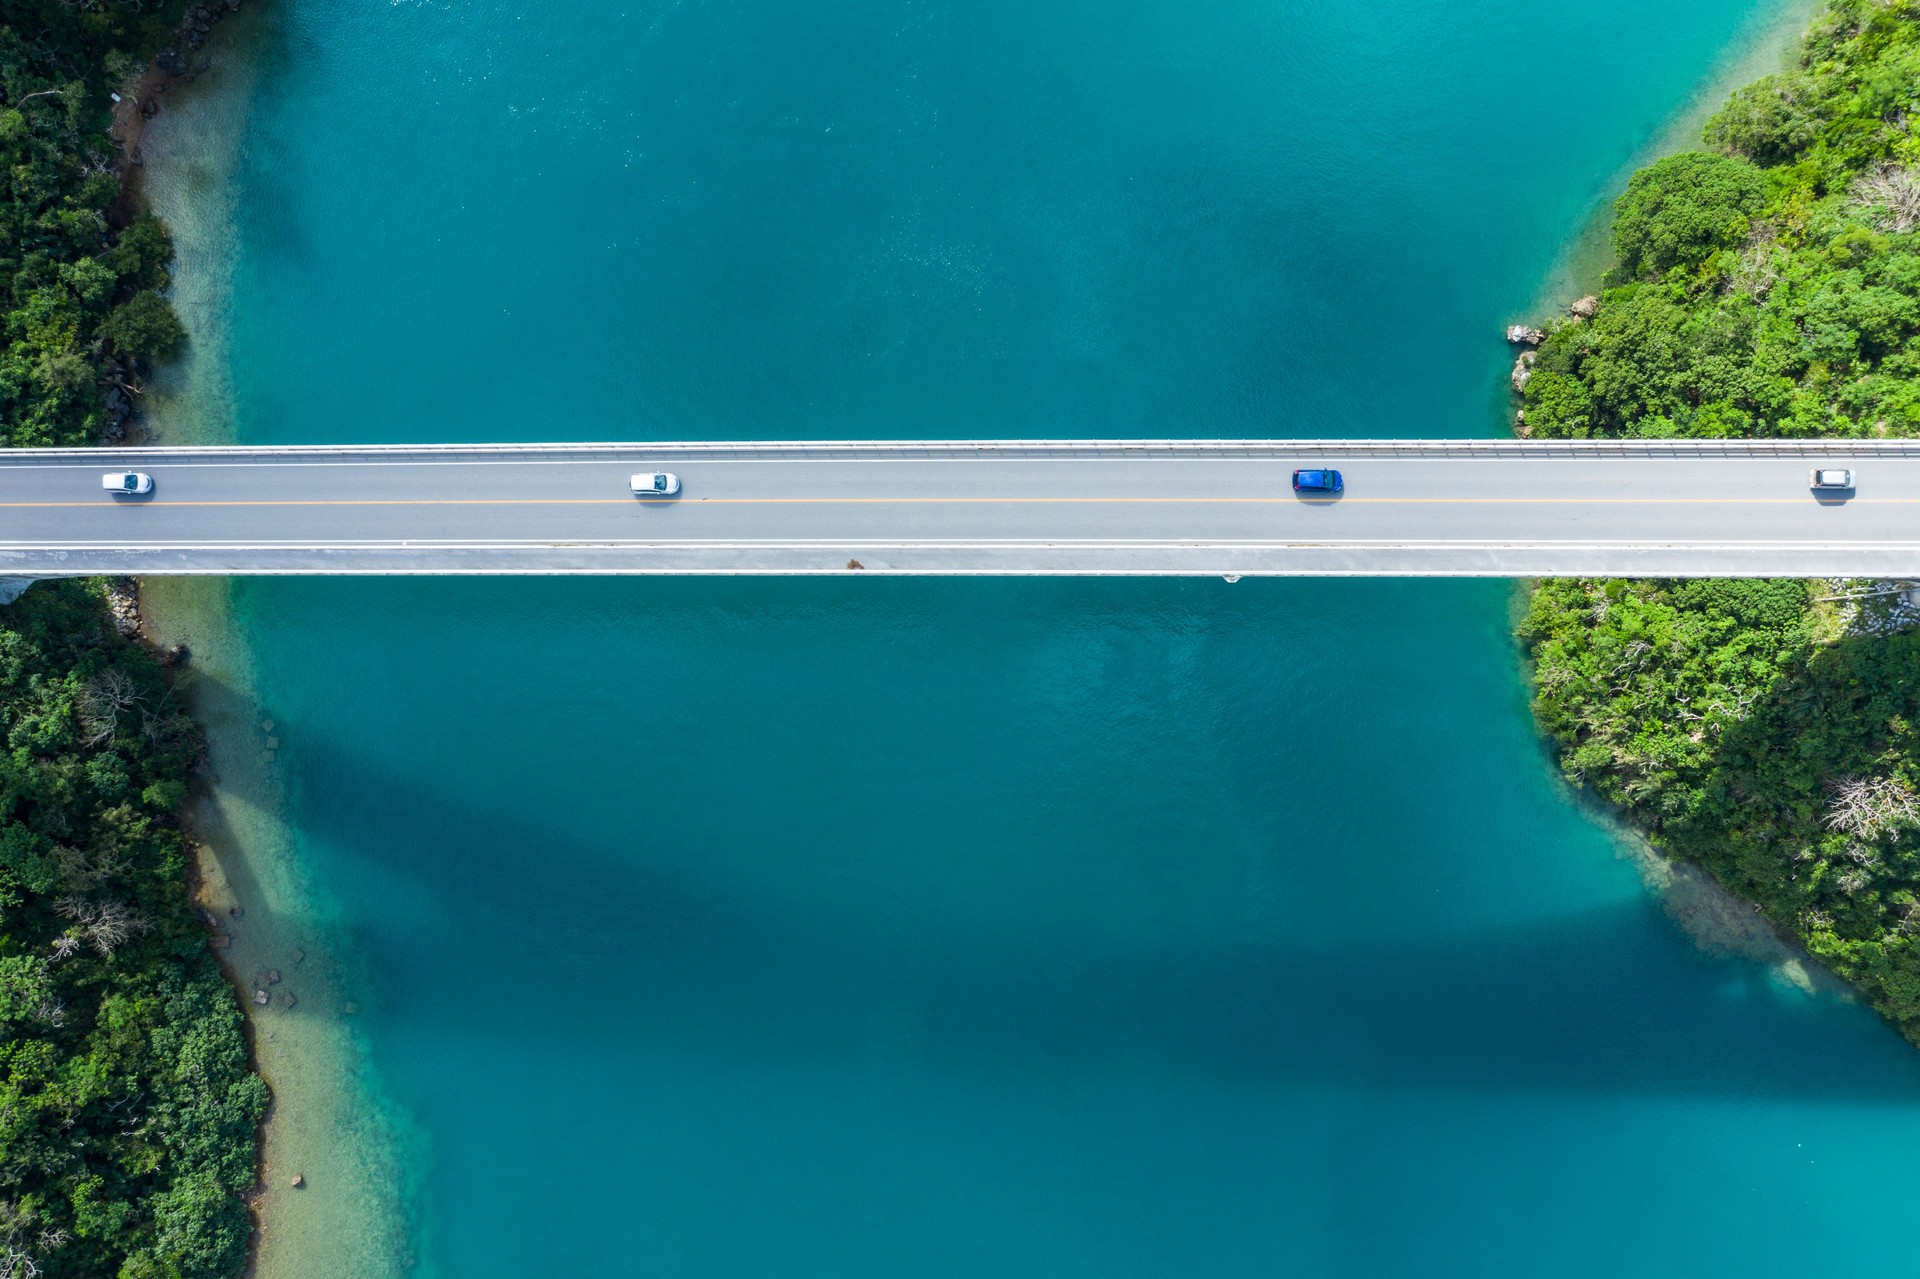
631,472,680,497
102,471,154,495
1809,468,1855,491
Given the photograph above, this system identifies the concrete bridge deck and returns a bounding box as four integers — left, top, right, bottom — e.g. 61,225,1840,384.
2,439,1917,577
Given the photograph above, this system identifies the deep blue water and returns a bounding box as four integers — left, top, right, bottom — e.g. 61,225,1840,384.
193,0,1920,1273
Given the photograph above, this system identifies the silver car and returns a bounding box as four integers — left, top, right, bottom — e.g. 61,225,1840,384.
630,472,681,497
102,471,154,495
1810,468,1855,491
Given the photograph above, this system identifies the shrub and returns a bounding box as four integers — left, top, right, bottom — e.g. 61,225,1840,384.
102,289,187,361
1612,151,1770,279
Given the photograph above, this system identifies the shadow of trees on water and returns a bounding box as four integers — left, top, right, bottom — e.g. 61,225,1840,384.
1647,612,1920,1044
235,709,1920,1106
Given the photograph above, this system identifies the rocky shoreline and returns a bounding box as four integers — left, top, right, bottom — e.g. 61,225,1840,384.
1503,295,1597,435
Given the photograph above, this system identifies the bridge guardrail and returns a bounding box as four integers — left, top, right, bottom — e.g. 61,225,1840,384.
10,438,1920,463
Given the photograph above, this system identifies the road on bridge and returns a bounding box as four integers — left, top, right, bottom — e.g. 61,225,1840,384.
0,440,1916,577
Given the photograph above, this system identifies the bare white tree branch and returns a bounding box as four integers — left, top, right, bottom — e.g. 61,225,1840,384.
1824,776,1920,841
1854,164,1920,233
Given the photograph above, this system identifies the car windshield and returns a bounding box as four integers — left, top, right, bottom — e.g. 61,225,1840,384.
121,475,136,489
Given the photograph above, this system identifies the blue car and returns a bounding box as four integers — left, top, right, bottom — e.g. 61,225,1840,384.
1292,468,1343,494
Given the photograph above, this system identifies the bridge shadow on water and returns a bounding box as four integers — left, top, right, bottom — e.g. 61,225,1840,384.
211,706,1920,1108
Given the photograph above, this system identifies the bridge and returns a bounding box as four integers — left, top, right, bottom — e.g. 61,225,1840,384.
1,438,1917,577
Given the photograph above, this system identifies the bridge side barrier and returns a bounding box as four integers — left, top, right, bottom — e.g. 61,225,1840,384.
10,438,1920,464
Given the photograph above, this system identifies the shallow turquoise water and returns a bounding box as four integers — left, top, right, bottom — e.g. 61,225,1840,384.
199,0,1920,1273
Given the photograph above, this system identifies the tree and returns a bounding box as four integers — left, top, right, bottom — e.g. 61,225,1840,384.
1611,151,1769,280
100,291,186,362
1704,74,1818,166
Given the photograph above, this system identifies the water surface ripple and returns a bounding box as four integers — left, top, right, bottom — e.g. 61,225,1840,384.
163,0,1920,1273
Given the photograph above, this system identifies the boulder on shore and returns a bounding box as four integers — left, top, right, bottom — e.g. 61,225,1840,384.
1506,324,1545,347
1569,295,1600,319
1510,350,1538,393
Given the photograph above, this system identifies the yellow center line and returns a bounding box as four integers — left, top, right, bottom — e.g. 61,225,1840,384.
0,495,1910,509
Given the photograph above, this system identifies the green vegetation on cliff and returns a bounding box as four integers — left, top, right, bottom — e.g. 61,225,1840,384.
1,5,264,1278
1523,580,1920,1035
1524,1,1920,441
2,0,187,449
0,582,265,1279
1519,0,1920,1040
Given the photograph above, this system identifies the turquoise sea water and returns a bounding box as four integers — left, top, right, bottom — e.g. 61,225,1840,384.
169,0,1920,1272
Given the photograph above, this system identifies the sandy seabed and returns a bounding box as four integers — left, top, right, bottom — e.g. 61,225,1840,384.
133,15,418,1277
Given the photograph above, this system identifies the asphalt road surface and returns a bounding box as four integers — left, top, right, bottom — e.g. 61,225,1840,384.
2,440,1918,577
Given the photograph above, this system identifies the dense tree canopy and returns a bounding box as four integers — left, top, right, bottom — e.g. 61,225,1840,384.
1525,0,1920,441
1522,0,1920,1044
0,582,264,1279
1611,151,1770,280
1,0,186,447
1,4,262,1277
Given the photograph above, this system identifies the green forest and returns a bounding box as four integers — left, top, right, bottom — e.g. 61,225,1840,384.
1521,0,1920,1041
1,3,263,1278
2,0,186,450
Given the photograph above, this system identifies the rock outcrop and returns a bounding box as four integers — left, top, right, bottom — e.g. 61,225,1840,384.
103,578,141,637
1510,349,1537,393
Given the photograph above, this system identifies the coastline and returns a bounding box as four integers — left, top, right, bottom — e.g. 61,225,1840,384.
1522,0,1819,325
1509,583,1858,1002
1507,0,1881,1021
128,12,416,1276
1509,0,1920,1043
